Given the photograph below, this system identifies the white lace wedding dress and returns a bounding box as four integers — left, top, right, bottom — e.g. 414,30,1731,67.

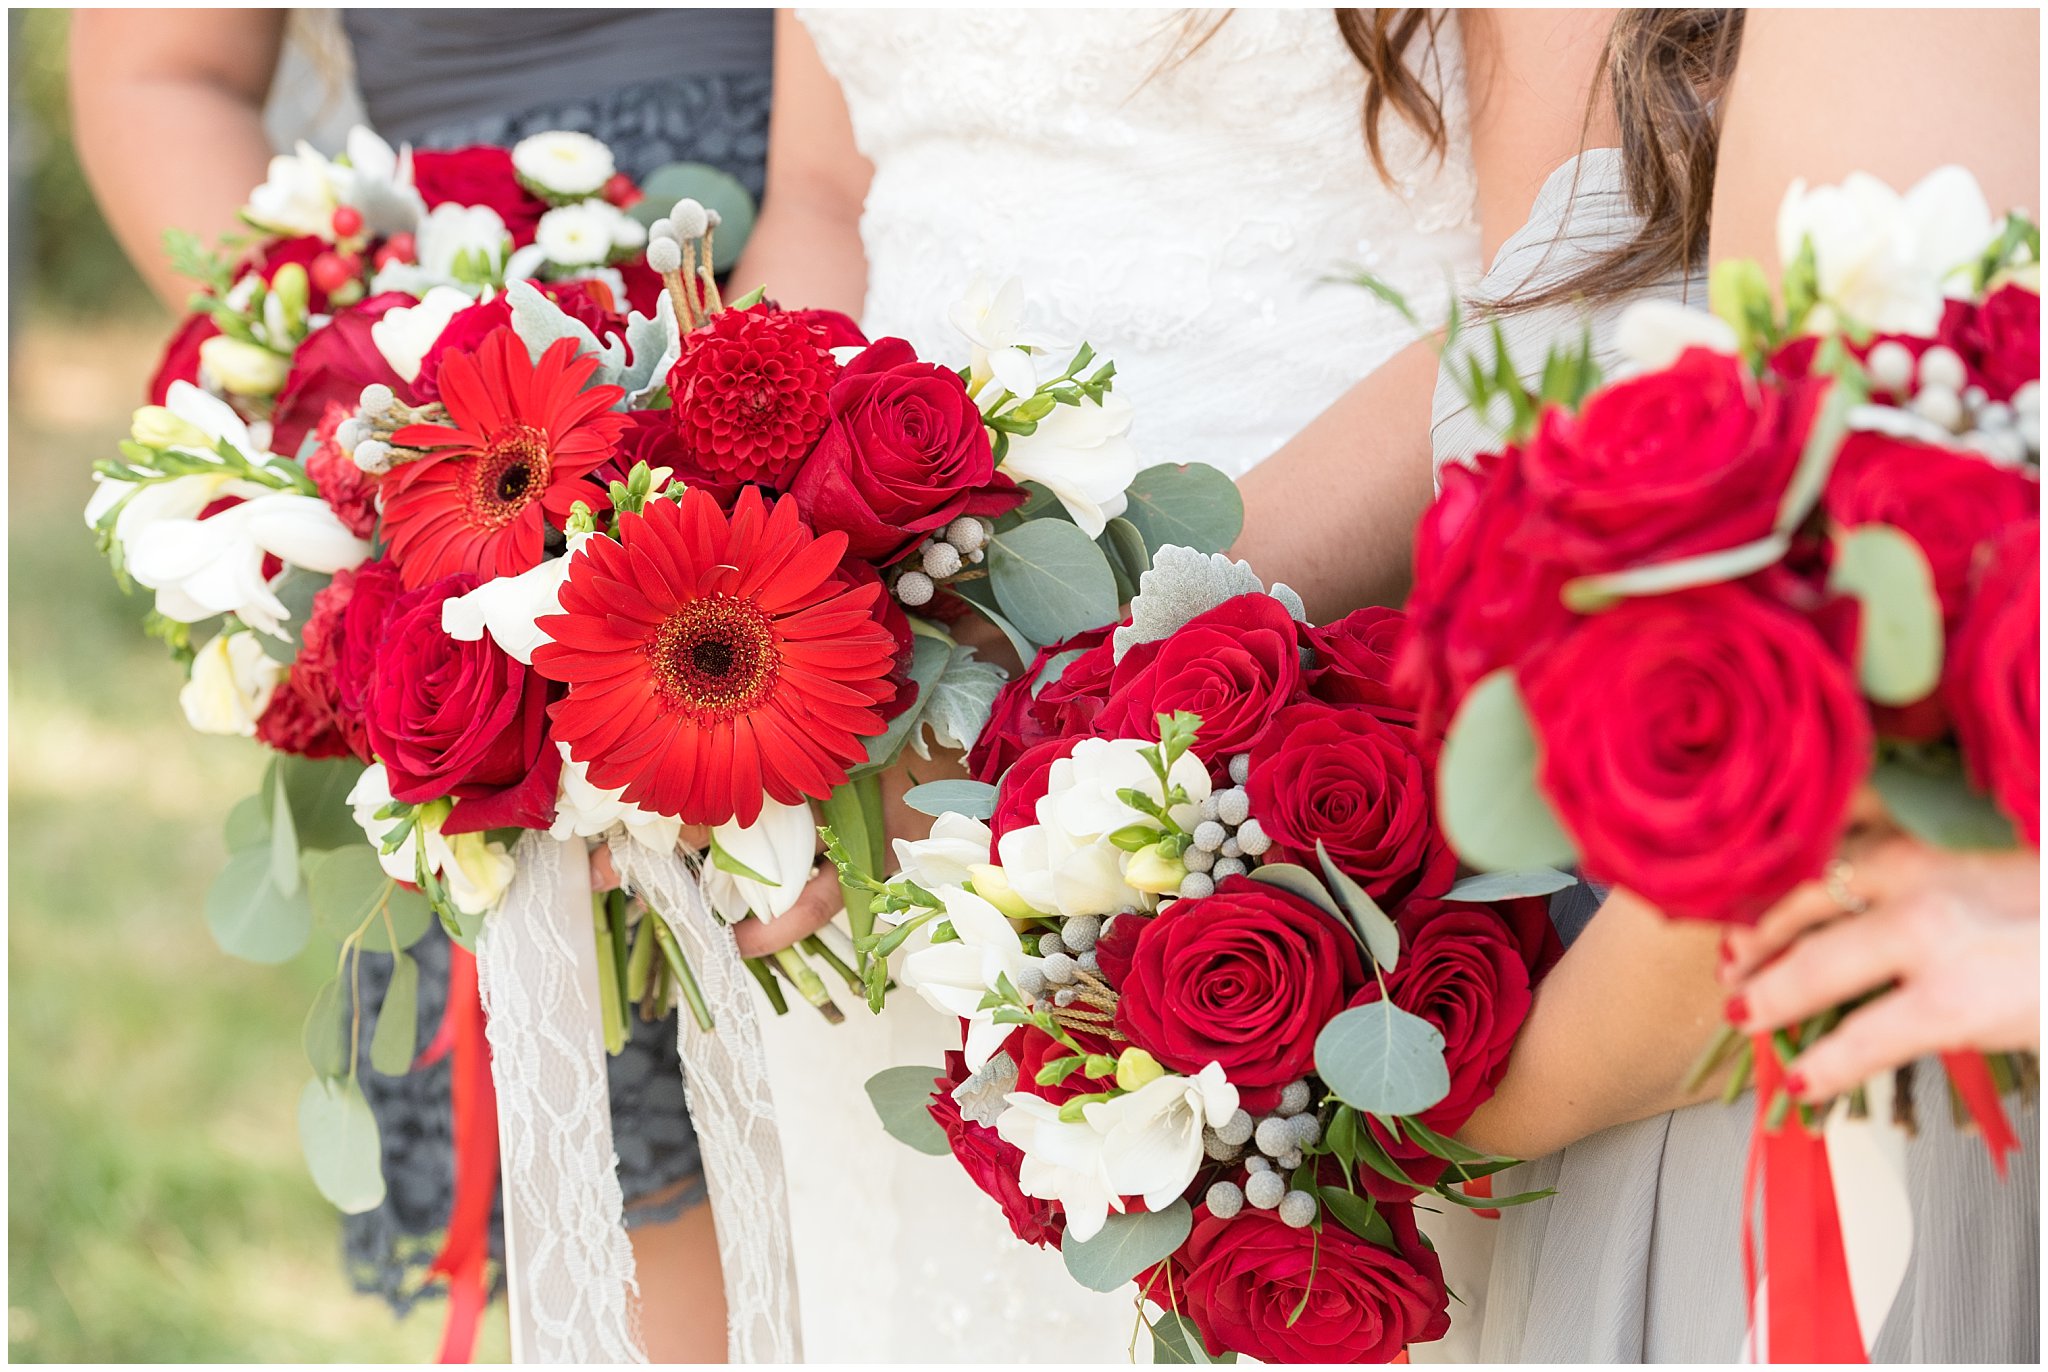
756,8,1482,1361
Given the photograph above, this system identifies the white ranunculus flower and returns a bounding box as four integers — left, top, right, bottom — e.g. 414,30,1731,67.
948,276,1065,398
901,885,1041,1068
1613,300,1740,373
199,335,291,396
549,743,684,854
892,811,996,890
371,285,475,383
703,796,822,925
349,764,516,916
1778,165,1998,336
179,630,283,736
1083,1063,1239,1213
996,1094,1121,1242
512,130,616,198
535,201,625,269
128,493,371,638
243,142,341,238
998,393,1139,537
998,737,1210,919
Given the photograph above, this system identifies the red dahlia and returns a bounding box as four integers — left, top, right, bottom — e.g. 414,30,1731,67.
385,328,625,588
668,306,838,490
533,485,901,826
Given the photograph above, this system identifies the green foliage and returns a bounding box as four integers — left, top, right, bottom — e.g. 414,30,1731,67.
1871,754,2020,850
296,1077,385,1215
1060,1200,1192,1292
1313,1000,1451,1117
862,1066,951,1156
206,847,313,965
1437,669,1579,872
987,519,1121,646
1442,867,1576,902
1118,462,1244,557
1828,524,1945,706
1316,840,1401,972
900,780,998,821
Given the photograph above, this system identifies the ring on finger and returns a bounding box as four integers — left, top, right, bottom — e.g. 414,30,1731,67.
1823,858,1870,915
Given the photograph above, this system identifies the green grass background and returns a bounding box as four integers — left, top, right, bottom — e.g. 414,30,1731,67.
8,11,506,1360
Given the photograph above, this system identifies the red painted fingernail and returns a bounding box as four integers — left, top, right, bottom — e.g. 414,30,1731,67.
1718,937,1734,966
1784,1071,1809,1098
1723,994,1749,1025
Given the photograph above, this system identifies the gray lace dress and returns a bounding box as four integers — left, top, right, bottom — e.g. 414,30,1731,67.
334,6,772,1313
1430,150,2040,1362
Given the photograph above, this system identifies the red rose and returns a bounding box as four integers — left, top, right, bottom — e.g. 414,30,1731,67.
1031,624,1121,737
1947,521,2040,845
1399,448,1578,733
412,145,549,247
1518,349,1823,573
967,623,1119,783
1247,701,1454,911
272,291,414,459
1307,605,1420,727
969,658,1059,785
334,558,406,718
1521,583,1871,925
1092,909,1151,988
1940,285,2041,402
362,572,562,833
1158,1201,1448,1363
927,1052,1064,1247
986,737,1078,860
149,312,218,404
668,305,839,492
306,402,380,539
258,571,370,761
1352,903,1533,1190
791,337,1024,561
1002,1023,1117,1105
1115,876,1364,1111
1096,595,1304,764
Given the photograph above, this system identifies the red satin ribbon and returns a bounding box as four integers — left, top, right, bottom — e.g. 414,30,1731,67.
425,946,499,1364
1939,1050,2020,1177
1462,1173,1501,1219
1743,1033,1867,1364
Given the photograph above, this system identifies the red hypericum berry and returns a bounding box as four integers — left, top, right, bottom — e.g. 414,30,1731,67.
602,172,643,208
310,251,355,295
330,205,365,239
376,232,417,269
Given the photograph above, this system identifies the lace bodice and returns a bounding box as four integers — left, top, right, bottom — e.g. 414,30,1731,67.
802,7,1481,477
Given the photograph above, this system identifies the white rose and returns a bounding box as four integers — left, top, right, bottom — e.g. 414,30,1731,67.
998,394,1139,537
370,285,474,383
995,1094,1121,1242
534,201,626,269
548,743,684,854
702,796,822,925
901,885,1041,1068
199,335,291,397
1778,165,1998,336
179,631,283,736
511,130,616,198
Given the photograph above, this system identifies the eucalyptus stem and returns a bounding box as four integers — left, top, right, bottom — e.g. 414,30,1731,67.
645,909,715,1033
592,895,627,1056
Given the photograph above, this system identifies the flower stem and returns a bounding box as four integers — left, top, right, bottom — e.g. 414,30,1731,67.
645,909,715,1034
744,955,789,1015
770,946,842,1023
801,934,863,994
819,774,887,976
592,895,626,1056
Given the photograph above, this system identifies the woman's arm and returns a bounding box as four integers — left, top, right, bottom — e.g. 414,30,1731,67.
727,9,872,317
1234,9,1619,621
70,8,286,309
1460,8,2041,1161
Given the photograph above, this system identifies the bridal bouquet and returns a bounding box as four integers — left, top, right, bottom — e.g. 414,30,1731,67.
85,126,1239,1225
1402,165,2038,1360
855,552,1564,1363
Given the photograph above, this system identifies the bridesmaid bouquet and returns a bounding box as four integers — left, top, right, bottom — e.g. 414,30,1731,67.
83,126,1239,1216
1402,165,2037,1360
853,551,1566,1363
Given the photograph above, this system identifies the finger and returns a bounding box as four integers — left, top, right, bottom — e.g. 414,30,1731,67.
1731,897,1917,1034
731,867,844,958
1722,880,1855,985
1784,984,1945,1102
589,845,621,892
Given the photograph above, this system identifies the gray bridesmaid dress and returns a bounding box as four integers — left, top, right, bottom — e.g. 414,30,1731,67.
1430,150,2041,1363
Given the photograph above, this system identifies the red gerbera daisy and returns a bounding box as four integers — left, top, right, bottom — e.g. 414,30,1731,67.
533,485,901,826
385,328,626,588
668,305,838,491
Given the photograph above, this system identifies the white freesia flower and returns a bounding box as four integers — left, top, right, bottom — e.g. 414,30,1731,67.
179,630,283,736
371,286,474,383
512,130,616,198
536,201,626,268
892,811,996,890
87,384,276,548
1083,1063,1239,1213
244,142,341,238
998,393,1139,537
375,204,511,295
348,764,516,916
949,277,1066,398
128,492,370,638
997,737,1210,919
1613,300,1740,373
901,885,1041,1068
198,335,291,396
703,796,821,924
1778,165,1998,335
548,743,684,854
332,126,425,239
996,1094,1121,1242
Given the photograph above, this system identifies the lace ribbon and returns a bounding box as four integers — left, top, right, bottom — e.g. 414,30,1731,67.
476,834,648,1364
611,835,805,1364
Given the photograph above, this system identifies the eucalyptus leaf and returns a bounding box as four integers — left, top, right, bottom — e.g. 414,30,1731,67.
1315,1000,1451,1117
902,780,999,821
369,951,419,1077
1120,463,1244,556
206,847,313,964
297,1076,386,1214
277,755,369,853
1316,840,1400,972
948,575,1045,664
1438,669,1578,873
225,791,270,853
259,568,331,664
863,1065,951,1156
1829,523,1944,706
1246,863,1344,922
1101,517,1152,603
1441,867,1577,902
1871,758,2019,850
269,771,301,897
1150,1313,1230,1365
1319,1186,1394,1247
1061,1200,1193,1293
303,976,349,1079
629,162,757,272
309,847,432,952
1562,533,1790,613
988,520,1120,646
